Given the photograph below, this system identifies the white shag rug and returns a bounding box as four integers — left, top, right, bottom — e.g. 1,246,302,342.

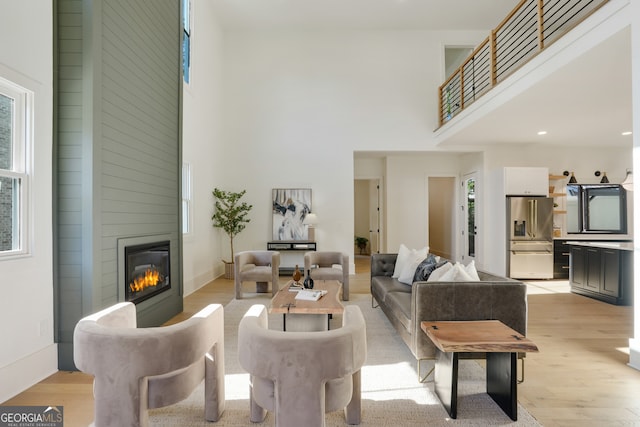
149,293,541,426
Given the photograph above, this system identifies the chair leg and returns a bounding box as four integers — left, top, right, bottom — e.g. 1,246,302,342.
249,381,267,423
205,343,225,421
344,370,361,425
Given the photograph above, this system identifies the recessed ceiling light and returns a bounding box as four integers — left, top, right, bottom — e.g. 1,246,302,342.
537,131,547,136
622,131,632,136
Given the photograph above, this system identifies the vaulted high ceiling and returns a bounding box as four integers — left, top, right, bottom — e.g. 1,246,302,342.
210,0,632,148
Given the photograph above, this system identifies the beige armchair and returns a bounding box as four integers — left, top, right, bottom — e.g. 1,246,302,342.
304,251,350,300
235,250,280,299
73,302,225,427
238,304,367,427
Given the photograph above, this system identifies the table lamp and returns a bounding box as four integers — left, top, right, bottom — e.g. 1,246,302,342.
303,213,318,241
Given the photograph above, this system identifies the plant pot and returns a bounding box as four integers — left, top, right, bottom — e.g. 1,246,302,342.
224,261,234,280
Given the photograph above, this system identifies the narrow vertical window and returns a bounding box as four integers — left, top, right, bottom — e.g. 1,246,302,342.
182,162,192,234
0,77,30,257
182,0,191,84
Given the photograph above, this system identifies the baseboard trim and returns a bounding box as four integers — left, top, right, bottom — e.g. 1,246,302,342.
0,343,58,403
628,338,640,371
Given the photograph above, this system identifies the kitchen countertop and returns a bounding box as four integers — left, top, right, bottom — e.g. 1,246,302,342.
566,241,634,251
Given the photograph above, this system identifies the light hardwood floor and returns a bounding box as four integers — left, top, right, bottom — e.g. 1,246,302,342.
4,256,640,426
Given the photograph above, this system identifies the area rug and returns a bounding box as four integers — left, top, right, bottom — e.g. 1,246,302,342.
149,293,541,426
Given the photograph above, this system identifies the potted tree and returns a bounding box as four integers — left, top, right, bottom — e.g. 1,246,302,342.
354,236,369,255
211,188,253,279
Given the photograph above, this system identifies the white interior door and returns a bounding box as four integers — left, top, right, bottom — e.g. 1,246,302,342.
368,180,380,254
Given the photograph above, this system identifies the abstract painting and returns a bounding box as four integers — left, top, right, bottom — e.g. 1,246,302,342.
272,188,312,241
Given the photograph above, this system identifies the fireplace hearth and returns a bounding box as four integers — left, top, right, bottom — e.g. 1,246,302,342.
124,240,171,304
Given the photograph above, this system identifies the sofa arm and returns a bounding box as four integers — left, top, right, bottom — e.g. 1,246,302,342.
410,280,528,359
370,254,397,278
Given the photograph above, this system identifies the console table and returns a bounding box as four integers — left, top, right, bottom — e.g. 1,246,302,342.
267,241,316,275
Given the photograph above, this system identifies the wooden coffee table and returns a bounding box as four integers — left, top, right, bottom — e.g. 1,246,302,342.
421,320,539,421
270,280,344,331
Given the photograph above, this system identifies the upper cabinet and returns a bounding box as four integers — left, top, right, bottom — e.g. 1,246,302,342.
504,167,549,196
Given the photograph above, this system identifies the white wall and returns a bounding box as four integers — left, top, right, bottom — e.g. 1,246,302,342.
0,2,54,403
218,30,487,265
182,0,227,295
628,0,640,371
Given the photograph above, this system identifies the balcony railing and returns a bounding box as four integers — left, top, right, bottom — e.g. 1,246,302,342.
438,0,609,127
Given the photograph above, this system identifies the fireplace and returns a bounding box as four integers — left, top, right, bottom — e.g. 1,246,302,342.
124,240,171,304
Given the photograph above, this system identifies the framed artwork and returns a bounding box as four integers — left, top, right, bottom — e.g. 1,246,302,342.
272,188,312,241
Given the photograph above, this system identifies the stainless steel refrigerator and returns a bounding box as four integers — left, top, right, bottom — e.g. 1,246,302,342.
507,196,554,279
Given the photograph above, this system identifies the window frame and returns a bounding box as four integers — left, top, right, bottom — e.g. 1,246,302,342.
182,0,192,84
182,161,192,235
0,77,32,258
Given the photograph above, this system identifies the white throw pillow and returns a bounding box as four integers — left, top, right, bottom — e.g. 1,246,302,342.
392,244,428,278
398,254,427,285
464,260,481,281
438,262,474,281
427,262,452,282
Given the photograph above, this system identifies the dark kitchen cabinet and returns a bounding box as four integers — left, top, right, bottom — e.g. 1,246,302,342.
569,244,632,305
553,240,570,279
569,245,585,288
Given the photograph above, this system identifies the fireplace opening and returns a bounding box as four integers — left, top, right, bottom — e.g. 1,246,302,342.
124,240,171,304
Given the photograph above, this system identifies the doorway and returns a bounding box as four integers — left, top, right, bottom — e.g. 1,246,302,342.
428,177,456,260
354,179,381,256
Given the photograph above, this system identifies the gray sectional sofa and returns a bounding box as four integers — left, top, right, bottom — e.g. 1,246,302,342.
370,253,528,364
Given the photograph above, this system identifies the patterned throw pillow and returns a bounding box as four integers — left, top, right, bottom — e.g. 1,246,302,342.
413,254,445,282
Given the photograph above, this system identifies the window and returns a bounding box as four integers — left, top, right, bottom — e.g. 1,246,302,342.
182,162,192,234
0,77,31,257
182,0,191,84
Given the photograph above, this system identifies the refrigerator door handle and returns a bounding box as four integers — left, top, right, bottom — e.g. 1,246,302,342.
527,199,537,238
533,199,538,238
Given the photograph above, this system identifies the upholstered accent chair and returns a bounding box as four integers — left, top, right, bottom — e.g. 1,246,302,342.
73,302,225,427
304,251,350,300
238,304,367,427
235,250,280,299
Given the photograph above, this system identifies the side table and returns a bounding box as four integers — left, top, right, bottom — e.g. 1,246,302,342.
421,320,539,421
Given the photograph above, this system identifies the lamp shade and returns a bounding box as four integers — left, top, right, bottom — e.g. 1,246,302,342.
303,213,318,225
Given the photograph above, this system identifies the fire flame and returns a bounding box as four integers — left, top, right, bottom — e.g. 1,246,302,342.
129,268,163,293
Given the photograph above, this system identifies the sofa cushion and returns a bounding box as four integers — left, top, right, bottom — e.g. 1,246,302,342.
398,254,428,285
465,260,480,281
384,292,411,332
392,244,427,278
413,254,446,282
438,262,476,281
371,276,410,303
427,262,453,281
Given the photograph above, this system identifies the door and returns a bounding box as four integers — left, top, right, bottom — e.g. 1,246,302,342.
462,173,477,262
368,180,380,254
428,177,456,260
354,178,382,255
508,197,553,241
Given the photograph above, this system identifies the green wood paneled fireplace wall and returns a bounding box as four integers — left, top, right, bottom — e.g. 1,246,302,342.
54,0,184,370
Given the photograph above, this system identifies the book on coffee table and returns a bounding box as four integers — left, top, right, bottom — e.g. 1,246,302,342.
294,290,327,301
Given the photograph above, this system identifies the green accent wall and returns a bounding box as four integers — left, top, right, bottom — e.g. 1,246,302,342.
54,0,183,370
